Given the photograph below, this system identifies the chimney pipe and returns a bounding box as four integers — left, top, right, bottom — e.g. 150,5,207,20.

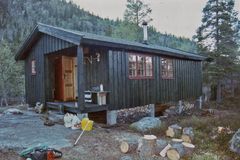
142,21,148,44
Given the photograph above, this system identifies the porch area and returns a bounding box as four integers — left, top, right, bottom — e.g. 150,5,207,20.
45,45,110,113
46,102,108,113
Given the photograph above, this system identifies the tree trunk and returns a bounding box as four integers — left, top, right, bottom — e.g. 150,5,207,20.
0,97,8,107
4,97,8,106
216,80,222,104
231,78,235,97
0,79,8,107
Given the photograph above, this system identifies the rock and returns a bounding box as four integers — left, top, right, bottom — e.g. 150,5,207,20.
120,155,132,160
41,112,64,126
44,119,55,126
48,112,64,125
229,128,240,154
3,108,23,115
130,117,161,132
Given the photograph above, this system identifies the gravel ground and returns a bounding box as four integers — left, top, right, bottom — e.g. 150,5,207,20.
0,110,76,151
0,108,143,160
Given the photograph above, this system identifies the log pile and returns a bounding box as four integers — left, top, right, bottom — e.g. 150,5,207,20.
119,124,196,160
165,125,195,160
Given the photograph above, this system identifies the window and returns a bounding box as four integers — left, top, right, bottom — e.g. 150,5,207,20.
31,60,36,75
161,58,173,79
129,54,153,79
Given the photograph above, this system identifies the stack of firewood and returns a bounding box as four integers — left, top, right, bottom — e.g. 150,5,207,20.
119,124,195,160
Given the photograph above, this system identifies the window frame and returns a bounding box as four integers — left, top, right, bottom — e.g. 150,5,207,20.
161,57,174,79
128,53,153,79
31,60,36,75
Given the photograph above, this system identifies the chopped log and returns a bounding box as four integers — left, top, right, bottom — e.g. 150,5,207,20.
120,139,138,153
138,135,157,158
155,139,168,155
182,142,195,155
166,124,182,138
181,127,194,143
172,138,183,143
181,135,192,143
160,144,171,157
167,143,185,160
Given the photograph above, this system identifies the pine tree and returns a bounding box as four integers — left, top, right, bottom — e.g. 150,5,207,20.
0,41,24,106
124,0,152,26
195,0,240,103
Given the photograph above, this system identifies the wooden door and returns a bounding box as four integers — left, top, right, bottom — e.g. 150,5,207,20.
62,56,75,101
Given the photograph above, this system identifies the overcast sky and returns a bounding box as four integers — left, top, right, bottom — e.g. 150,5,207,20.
72,0,240,39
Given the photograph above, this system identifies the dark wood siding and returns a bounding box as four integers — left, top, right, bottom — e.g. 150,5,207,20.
84,47,109,91
108,50,202,110
24,33,202,111
25,34,74,106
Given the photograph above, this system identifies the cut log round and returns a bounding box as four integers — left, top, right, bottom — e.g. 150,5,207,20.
167,143,185,160
167,149,181,160
138,135,157,158
182,142,195,155
172,138,183,143
181,127,194,143
181,135,192,143
120,139,138,153
166,124,182,138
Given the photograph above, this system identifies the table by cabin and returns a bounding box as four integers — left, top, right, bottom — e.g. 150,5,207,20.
85,91,108,105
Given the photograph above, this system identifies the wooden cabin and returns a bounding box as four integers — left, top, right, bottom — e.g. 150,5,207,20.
15,23,204,116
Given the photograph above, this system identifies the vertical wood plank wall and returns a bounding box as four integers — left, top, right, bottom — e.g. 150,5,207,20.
77,46,85,112
24,33,202,111
108,49,202,110
84,48,109,91
25,34,74,106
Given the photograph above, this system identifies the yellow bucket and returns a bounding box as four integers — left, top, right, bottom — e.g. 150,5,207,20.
81,118,93,131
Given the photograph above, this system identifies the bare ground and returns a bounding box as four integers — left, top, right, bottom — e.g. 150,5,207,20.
0,98,240,160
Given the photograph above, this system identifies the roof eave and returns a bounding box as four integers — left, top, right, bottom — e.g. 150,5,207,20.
81,38,205,61
37,23,81,45
15,25,39,61
15,23,82,61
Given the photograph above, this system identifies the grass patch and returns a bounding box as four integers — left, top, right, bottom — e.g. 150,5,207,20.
178,110,240,159
191,152,220,160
